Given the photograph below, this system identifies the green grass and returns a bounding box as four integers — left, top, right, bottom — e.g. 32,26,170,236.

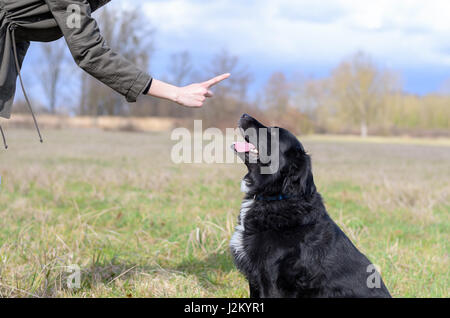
0,129,449,297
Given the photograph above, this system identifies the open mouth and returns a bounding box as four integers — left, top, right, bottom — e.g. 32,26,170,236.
233,116,259,159
233,141,259,155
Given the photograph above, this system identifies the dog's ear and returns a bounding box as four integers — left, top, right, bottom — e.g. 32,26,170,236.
282,148,316,198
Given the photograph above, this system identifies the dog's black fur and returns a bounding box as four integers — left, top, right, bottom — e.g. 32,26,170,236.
231,114,391,298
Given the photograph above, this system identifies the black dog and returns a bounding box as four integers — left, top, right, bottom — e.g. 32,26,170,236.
231,114,391,298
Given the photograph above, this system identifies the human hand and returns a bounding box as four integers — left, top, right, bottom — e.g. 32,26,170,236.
175,73,231,107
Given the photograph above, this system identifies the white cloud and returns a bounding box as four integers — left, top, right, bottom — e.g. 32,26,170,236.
135,0,449,68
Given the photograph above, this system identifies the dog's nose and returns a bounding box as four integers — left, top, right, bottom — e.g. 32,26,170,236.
239,113,253,128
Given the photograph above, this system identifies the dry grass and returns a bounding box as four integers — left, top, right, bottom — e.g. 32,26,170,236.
3,114,182,132
0,128,448,298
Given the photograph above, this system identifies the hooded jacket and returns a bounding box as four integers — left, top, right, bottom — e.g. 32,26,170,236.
0,0,152,121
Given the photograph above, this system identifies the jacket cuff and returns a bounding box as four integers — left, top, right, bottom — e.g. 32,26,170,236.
142,78,153,95
126,72,152,103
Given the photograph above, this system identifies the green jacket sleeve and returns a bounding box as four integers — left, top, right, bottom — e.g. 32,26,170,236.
44,0,152,102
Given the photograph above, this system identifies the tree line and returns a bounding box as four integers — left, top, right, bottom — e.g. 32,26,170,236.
22,7,449,137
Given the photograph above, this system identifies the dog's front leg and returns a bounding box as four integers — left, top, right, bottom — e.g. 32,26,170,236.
249,281,261,298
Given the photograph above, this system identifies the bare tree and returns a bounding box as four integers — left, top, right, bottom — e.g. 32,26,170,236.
141,51,195,118
79,6,155,116
168,51,194,87
78,71,89,115
199,49,252,127
331,52,400,137
264,72,291,117
292,76,334,133
40,39,67,114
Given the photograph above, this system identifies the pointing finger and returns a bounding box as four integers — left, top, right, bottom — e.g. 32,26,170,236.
203,73,230,88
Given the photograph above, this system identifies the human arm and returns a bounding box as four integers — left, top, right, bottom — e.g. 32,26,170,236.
147,73,230,108
45,0,151,103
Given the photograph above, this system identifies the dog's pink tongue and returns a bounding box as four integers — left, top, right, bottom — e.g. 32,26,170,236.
234,142,255,153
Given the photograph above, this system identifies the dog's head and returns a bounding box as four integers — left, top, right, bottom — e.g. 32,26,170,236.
233,114,316,198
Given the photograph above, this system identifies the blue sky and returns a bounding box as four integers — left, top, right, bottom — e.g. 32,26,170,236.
138,0,450,95
21,0,450,104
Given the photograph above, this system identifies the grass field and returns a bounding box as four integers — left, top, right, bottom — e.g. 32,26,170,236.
0,128,449,298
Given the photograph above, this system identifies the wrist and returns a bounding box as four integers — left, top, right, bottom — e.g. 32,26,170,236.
148,79,180,103
173,86,181,104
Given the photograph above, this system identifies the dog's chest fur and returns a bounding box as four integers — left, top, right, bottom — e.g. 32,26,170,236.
230,196,302,276
230,198,253,268
230,196,307,297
